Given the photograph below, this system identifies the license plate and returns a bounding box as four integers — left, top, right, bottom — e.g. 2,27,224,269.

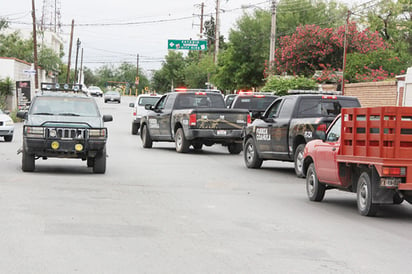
380,177,401,188
217,130,227,136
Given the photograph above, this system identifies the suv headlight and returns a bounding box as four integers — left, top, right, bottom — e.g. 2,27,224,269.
24,126,45,138
89,128,107,139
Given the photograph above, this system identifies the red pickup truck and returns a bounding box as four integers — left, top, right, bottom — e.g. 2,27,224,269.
303,107,412,216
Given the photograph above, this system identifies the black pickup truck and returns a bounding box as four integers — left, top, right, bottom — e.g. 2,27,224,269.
243,94,360,177
140,89,250,154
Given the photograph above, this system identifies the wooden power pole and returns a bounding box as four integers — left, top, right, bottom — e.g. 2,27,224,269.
31,0,39,90
66,19,74,83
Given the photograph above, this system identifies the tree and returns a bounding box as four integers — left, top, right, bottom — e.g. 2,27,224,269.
0,77,13,110
184,54,215,88
274,23,388,77
214,10,271,90
364,0,412,64
151,51,186,92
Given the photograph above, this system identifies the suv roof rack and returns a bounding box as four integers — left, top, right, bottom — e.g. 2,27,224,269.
287,89,342,95
40,82,85,94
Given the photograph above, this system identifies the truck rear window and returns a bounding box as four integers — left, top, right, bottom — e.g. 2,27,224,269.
175,93,225,109
138,97,160,106
297,98,360,117
232,96,277,111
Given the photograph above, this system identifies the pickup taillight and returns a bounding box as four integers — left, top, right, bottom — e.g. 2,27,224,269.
189,114,197,126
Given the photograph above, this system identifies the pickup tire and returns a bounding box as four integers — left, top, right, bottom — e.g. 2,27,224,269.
306,163,325,202
93,148,106,174
141,125,153,148
22,151,35,172
87,157,94,168
294,144,306,178
4,135,13,142
175,128,190,153
131,123,138,135
357,172,377,216
244,138,263,168
228,143,242,154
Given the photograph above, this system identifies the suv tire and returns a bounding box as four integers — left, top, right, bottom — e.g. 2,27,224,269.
4,135,13,142
244,138,263,168
22,151,35,172
131,123,138,135
93,148,106,174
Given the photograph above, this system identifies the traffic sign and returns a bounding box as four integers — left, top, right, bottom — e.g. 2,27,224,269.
168,40,207,51
23,69,36,75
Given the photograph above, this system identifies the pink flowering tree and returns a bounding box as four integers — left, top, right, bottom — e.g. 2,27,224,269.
270,23,391,82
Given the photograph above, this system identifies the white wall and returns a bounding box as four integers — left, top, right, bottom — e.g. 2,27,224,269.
403,67,412,106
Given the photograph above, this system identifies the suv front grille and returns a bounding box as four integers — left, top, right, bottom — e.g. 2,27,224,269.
47,128,87,139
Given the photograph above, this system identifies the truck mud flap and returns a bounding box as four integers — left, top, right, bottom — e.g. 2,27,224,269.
371,167,396,204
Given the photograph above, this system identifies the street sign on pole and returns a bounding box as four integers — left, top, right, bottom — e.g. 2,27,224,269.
23,69,37,75
168,40,207,51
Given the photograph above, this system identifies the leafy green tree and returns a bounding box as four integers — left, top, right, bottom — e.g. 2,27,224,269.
0,77,14,110
184,54,215,88
152,51,186,91
262,75,317,95
214,10,271,90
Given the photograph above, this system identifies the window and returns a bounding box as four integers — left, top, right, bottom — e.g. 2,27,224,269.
30,97,99,117
138,96,160,106
278,98,294,118
326,117,341,142
266,99,282,118
156,96,167,109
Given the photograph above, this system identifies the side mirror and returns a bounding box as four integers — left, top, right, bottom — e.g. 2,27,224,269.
145,104,154,110
17,111,28,120
251,111,263,120
129,103,135,108
103,115,113,122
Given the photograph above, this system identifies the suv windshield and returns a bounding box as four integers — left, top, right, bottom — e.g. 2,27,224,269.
30,96,99,117
138,96,160,106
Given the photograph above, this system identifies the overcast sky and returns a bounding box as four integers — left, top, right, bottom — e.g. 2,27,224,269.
2,0,359,74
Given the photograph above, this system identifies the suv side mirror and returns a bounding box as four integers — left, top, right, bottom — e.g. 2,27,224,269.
129,103,135,108
17,111,28,120
103,115,113,122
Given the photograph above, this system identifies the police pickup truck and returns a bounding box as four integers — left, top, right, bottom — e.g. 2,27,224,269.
140,89,250,154
243,93,360,177
17,83,113,173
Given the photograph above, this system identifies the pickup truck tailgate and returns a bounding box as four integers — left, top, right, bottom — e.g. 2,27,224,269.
193,109,249,130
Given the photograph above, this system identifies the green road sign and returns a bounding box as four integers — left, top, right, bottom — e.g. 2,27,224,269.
168,39,207,51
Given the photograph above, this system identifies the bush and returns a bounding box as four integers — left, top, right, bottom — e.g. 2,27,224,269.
262,75,318,96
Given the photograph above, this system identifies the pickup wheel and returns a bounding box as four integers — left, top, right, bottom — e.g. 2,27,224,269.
22,151,35,172
192,143,203,150
294,144,306,178
228,143,242,154
4,135,13,142
93,148,106,174
244,138,263,168
306,163,325,202
175,128,190,153
141,125,153,148
131,123,138,135
357,172,377,216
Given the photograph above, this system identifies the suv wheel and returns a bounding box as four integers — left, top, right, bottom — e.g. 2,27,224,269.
141,125,153,148
93,148,106,174
4,135,13,142
244,138,263,168
131,123,138,135
22,151,35,172
228,143,242,154
294,144,306,178
175,128,189,153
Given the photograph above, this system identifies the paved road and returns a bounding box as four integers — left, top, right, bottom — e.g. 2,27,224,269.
1,95,412,273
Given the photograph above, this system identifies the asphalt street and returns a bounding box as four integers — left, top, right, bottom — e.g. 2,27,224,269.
1,95,412,274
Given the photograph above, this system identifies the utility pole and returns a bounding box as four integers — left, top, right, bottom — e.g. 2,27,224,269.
74,38,80,84
136,54,139,95
66,19,74,83
342,10,351,95
214,0,220,65
31,0,39,90
269,0,277,72
79,48,83,85
199,2,204,58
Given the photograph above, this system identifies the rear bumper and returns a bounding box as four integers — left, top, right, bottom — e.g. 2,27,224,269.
186,129,243,143
24,138,106,158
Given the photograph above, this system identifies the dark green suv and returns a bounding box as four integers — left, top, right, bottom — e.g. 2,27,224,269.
17,83,113,173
